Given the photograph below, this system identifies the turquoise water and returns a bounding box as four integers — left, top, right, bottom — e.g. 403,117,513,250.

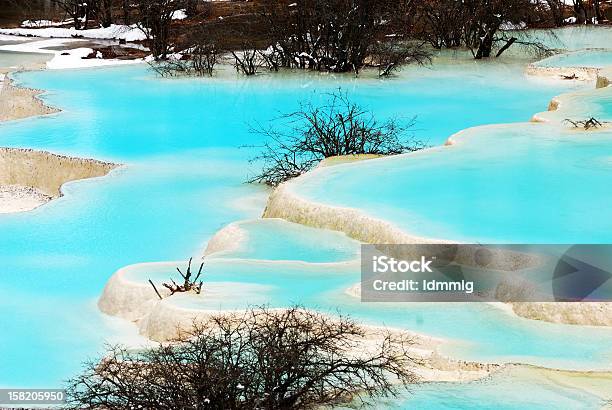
541,83,612,122
2,59,580,155
131,249,612,371
511,26,612,53
387,367,605,409
294,120,612,243
536,49,612,69
0,46,610,407
211,219,360,262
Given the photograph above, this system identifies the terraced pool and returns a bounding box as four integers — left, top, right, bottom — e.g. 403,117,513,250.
1,27,612,408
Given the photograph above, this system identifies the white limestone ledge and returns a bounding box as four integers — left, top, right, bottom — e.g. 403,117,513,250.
0,147,119,213
0,75,58,122
511,302,612,327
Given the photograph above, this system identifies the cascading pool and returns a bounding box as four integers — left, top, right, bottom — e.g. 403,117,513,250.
290,120,612,243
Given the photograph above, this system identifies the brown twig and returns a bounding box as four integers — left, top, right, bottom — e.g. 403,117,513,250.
565,117,606,130
148,279,163,300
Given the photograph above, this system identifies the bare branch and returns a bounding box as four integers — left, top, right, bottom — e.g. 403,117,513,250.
66,306,419,409
247,90,427,186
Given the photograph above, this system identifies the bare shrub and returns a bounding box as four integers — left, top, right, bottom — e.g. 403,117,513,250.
148,257,204,299
191,43,219,76
248,90,427,186
66,306,418,409
148,56,191,77
415,0,553,59
148,41,220,77
232,45,265,76
256,0,430,74
134,0,183,60
369,41,432,77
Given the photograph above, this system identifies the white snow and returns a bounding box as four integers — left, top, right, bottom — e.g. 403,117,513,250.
0,24,146,42
46,47,136,69
171,10,188,20
500,21,527,30
0,34,31,42
21,19,72,28
0,38,144,70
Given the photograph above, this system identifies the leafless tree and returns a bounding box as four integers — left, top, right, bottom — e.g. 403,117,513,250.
3,0,59,24
415,0,552,59
97,0,112,27
120,0,130,24
417,0,466,49
53,0,118,28
256,0,428,74
259,47,284,72
148,56,190,77
51,0,89,29
593,0,603,23
149,25,221,77
572,0,604,24
248,90,426,186
573,0,589,23
544,0,567,26
190,42,220,76
134,0,184,60
66,306,419,409
461,0,541,59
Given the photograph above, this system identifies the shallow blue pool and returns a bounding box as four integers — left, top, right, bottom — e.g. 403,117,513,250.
536,49,612,69
293,121,612,243
384,367,605,409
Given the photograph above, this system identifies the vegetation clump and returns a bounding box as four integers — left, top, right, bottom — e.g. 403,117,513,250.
66,306,418,409
416,0,553,59
565,117,609,130
254,0,430,75
247,90,427,186
148,257,204,299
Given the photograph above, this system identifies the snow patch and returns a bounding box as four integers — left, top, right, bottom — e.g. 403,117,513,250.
500,21,527,30
21,19,72,28
171,9,188,20
0,38,144,70
0,34,31,42
0,24,146,42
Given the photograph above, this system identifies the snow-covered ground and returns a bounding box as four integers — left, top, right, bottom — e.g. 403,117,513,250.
0,33,31,43
0,24,146,42
0,17,151,70
0,37,144,70
21,19,73,28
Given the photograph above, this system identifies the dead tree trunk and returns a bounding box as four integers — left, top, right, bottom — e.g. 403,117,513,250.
573,0,588,23
496,37,517,57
